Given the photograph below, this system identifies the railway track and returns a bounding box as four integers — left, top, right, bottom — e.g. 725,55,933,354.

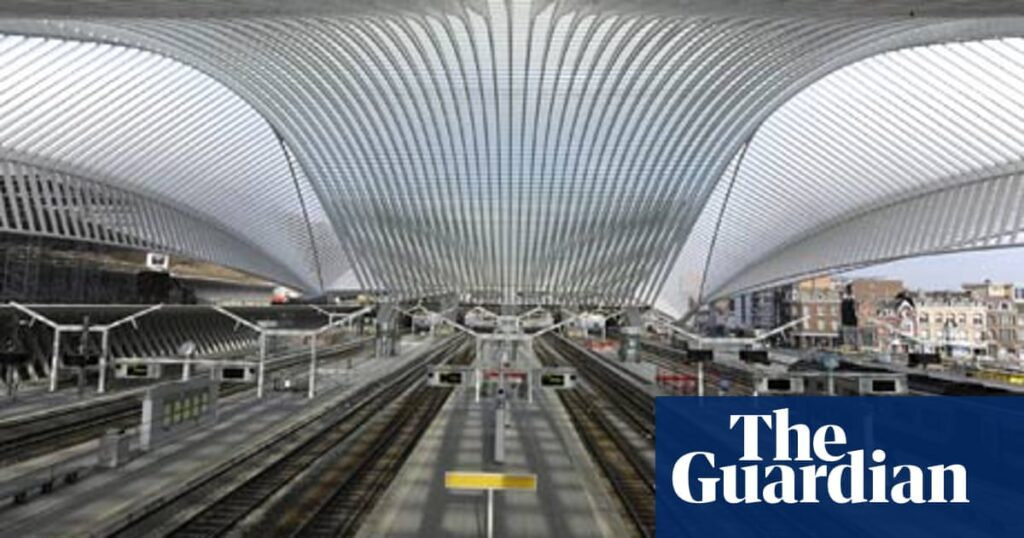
535,334,655,538
641,350,755,395
907,373,1012,395
0,339,370,466
271,345,475,537
640,339,756,395
537,334,654,437
107,334,470,538
265,385,452,537
0,398,141,466
560,389,654,538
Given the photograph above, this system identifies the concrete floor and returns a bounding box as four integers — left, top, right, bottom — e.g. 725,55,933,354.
0,337,431,538
358,345,632,538
0,343,354,422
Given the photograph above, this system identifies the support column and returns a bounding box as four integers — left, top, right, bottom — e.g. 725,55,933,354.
619,307,644,362
494,403,506,464
375,303,397,358
49,329,61,392
257,332,267,399
98,330,110,394
697,361,704,398
181,354,191,381
486,489,495,538
308,334,318,399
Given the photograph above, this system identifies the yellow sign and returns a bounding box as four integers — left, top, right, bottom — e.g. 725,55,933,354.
445,472,537,491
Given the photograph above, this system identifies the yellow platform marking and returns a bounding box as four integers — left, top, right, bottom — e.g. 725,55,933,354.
445,472,537,491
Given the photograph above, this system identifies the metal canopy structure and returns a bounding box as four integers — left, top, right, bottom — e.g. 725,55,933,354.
660,36,1024,315
0,1,1022,312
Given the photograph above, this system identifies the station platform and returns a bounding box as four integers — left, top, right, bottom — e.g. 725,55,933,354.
0,377,155,422
358,345,631,538
0,340,362,422
0,337,430,538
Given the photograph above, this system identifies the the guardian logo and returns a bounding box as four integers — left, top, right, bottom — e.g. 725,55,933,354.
672,408,969,505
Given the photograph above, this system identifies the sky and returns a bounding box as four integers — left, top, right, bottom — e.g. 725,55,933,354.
843,247,1024,291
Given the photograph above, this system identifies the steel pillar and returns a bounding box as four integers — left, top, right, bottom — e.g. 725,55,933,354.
308,334,318,399
49,329,61,392
98,330,110,393
257,333,267,399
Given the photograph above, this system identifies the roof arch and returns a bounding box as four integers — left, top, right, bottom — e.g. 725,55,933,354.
0,32,348,290
0,157,301,281
662,36,1024,315
2,3,1024,305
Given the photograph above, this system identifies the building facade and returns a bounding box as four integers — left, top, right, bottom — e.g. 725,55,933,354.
846,278,906,350
964,281,1018,356
786,276,842,348
914,292,988,357
729,288,784,333
872,297,918,352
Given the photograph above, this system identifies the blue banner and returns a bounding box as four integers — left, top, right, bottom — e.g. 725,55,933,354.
655,397,1024,537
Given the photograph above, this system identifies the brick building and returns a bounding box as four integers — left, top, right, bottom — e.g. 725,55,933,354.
786,276,842,348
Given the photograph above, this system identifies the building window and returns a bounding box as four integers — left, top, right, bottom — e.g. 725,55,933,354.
958,314,967,325
919,313,929,323
973,314,984,326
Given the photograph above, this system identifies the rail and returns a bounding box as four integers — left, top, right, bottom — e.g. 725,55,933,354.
105,334,470,538
534,333,655,538
0,339,371,467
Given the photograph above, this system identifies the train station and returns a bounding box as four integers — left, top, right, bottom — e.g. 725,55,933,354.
3,1,1024,537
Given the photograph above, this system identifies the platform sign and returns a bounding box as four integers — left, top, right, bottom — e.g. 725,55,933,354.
536,367,577,389
428,370,465,387
739,349,769,365
446,471,537,538
657,369,696,394
428,366,471,387
483,369,528,381
688,349,714,363
756,375,805,394
438,371,464,384
115,362,162,379
140,378,218,451
539,372,576,388
445,472,537,491
217,365,256,382
908,352,941,368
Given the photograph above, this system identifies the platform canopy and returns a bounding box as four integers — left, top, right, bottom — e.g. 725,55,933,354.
0,1,1023,312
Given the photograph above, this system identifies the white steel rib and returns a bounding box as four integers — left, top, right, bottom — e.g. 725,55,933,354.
0,2,1020,310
